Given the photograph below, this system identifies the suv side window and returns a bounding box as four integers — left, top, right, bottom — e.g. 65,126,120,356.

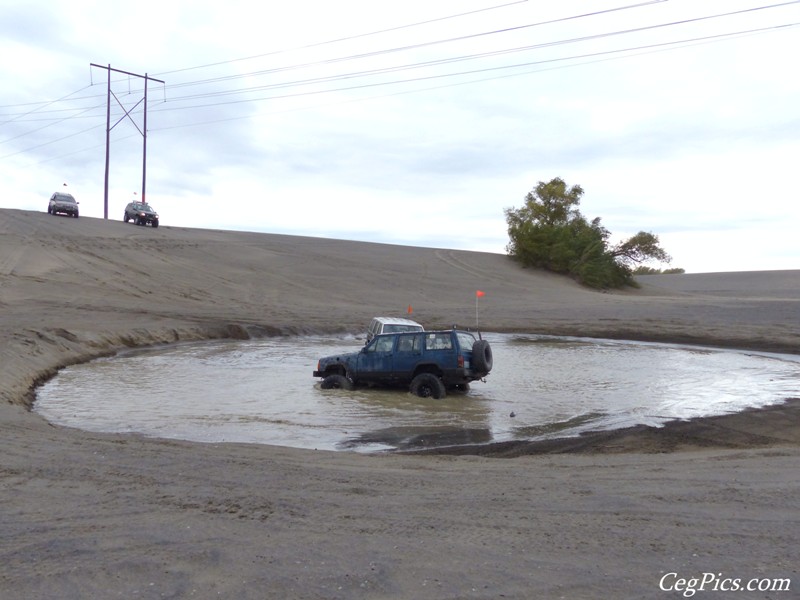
424,333,453,351
456,331,476,350
397,333,422,353
367,335,395,353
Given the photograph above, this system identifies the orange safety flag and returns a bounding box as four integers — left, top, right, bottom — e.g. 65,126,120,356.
476,290,485,298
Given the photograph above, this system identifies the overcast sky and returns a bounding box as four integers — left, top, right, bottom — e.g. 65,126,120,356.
2,0,798,273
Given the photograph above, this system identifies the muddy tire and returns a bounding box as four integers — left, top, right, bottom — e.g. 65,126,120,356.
320,374,353,390
472,339,493,374
410,373,446,399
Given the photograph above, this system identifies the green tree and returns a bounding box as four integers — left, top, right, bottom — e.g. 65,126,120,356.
505,177,672,288
610,231,671,266
633,266,686,275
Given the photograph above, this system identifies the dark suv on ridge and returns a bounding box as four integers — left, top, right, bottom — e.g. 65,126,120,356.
48,192,79,218
124,201,159,227
313,329,493,399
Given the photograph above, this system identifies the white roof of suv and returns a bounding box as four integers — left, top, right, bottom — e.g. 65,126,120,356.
367,316,424,341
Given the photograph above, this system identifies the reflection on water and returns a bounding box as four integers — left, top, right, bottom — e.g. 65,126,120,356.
34,334,800,452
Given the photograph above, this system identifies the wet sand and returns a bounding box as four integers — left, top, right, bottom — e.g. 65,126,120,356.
1,208,798,598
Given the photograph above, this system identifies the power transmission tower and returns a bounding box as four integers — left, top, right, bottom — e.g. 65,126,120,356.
90,64,165,219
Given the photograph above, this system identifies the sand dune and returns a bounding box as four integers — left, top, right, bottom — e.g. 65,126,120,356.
1,208,798,598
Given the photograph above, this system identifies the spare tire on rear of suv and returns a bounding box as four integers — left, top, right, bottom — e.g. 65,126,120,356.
472,339,493,374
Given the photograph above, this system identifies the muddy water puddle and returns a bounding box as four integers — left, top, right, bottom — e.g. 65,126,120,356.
35,334,800,452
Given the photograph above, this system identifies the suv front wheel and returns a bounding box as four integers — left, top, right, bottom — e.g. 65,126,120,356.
320,374,353,390
410,373,446,399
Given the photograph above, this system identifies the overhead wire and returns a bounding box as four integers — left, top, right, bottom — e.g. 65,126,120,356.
0,0,661,117
157,0,669,90
147,21,798,122
2,0,539,160
0,0,534,116
4,0,799,162
142,0,800,116
154,0,535,77
0,85,93,124
120,0,800,115
6,0,795,117
0,100,107,146
148,22,794,133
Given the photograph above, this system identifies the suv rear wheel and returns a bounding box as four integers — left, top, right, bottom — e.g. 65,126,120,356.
410,373,446,399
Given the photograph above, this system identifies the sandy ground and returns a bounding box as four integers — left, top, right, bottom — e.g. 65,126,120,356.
1,208,798,599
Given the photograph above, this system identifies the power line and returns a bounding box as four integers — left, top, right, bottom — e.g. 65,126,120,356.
146,22,798,120
141,1,800,114
148,24,790,133
6,0,796,119
0,85,92,123
12,0,794,124
0,0,663,117
156,0,668,91
19,18,795,147
0,100,106,145
3,0,798,159
153,0,533,77
0,123,105,160
156,0,798,98
113,0,800,102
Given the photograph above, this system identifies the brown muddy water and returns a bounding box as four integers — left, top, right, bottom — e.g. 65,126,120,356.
35,334,800,452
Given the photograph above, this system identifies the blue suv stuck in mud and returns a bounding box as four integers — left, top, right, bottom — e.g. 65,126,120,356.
313,329,493,399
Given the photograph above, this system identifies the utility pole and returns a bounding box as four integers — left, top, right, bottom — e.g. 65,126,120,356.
90,64,164,219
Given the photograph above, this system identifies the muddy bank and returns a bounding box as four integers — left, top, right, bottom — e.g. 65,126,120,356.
410,398,800,457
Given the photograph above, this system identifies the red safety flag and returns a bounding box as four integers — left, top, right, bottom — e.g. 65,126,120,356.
476,290,485,298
